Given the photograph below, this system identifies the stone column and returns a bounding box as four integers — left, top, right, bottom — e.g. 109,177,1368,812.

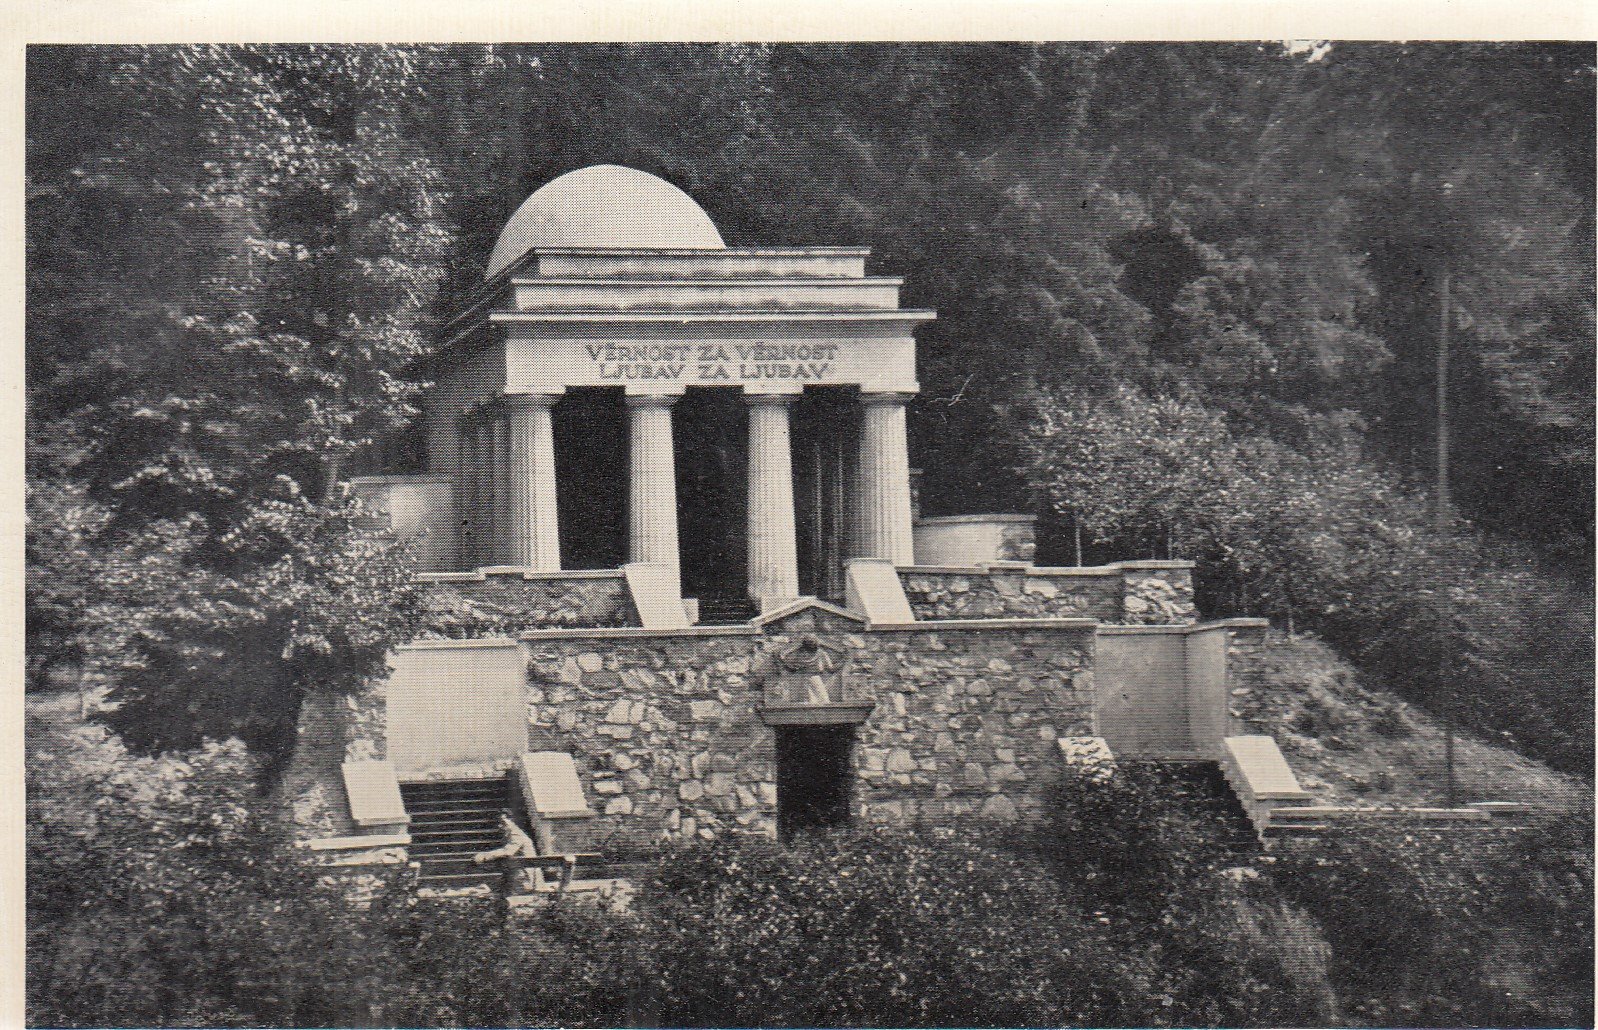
459,412,480,568
493,412,512,565
745,392,800,608
626,393,681,577
855,392,916,565
506,394,562,571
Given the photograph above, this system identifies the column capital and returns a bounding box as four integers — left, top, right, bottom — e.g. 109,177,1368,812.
859,391,917,408
624,392,681,409
502,392,562,411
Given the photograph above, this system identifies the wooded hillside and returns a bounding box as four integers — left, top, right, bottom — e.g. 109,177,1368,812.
25,43,1595,774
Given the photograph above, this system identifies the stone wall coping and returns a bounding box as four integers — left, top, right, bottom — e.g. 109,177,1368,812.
416,568,626,583
347,474,456,485
529,245,874,258
1098,618,1270,636
514,274,907,287
867,617,1099,632
1113,559,1197,570
514,616,1104,641
752,596,867,627
900,560,1194,577
302,832,411,852
913,513,1038,526
520,625,760,641
397,637,525,651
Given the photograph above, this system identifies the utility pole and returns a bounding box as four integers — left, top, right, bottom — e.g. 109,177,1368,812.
1436,258,1458,807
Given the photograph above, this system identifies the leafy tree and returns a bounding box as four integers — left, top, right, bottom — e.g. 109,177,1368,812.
27,45,451,756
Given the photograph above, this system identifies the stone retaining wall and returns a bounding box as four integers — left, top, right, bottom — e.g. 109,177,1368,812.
280,687,388,838
417,570,637,637
519,606,1096,848
900,561,1197,625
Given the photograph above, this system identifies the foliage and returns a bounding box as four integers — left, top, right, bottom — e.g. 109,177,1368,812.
27,45,452,756
636,828,1158,1027
99,490,428,760
1273,808,1595,1027
1025,384,1595,774
24,479,111,693
1033,765,1340,1026
26,723,395,1027
26,707,640,1028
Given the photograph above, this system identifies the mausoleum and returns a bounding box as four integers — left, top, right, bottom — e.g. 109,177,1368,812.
290,165,1290,893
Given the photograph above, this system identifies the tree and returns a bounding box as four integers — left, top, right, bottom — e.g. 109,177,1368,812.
27,46,452,757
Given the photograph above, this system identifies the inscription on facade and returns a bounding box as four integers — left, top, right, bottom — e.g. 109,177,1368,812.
583,342,840,382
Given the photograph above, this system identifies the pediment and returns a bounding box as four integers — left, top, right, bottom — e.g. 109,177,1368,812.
751,597,866,633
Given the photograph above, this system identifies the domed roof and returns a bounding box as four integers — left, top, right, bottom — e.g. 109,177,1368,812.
486,165,725,279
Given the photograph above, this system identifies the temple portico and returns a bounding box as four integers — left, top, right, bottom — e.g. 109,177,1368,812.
418,164,934,613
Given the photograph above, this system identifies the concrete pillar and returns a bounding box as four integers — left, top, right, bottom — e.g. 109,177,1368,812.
745,392,800,608
626,393,681,580
856,392,916,565
506,394,561,571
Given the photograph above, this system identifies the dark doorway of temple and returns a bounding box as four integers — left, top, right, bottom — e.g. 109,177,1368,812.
674,388,749,610
775,725,856,842
554,387,627,569
793,387,857,603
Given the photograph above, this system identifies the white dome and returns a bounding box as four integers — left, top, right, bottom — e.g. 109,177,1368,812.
486,165,725,279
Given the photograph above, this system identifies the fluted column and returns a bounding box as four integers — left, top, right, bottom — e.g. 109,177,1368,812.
459,412,481,568
490,409,510,564
506,394,561,571
746,392,800,608
626,393,681,578
856,392,916,564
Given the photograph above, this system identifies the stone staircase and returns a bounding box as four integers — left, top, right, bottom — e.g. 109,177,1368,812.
1138,760,1263,856
399,777,511,892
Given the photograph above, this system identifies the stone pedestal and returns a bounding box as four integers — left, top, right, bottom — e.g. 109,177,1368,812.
507,394,561,571
746,393,800,608
627,393,681,581
856,392,915,565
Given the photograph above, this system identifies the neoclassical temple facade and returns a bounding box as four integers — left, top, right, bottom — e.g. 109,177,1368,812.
295,166,1292,892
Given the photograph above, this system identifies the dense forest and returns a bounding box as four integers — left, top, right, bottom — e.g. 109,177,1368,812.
26,43,1594,770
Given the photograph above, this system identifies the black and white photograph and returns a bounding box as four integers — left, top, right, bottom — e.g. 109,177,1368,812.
20,30,1597,1029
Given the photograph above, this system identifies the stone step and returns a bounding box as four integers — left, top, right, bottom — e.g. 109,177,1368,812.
404,804,508,818
417,871,503,889
407,816,499,831
403,789,509,803
405,824,498,836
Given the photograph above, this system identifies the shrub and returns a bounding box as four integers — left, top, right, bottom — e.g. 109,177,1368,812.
26,736,396,1027
1032,764,1339,1027
635,828,1165,1027
1272,807,1595,1027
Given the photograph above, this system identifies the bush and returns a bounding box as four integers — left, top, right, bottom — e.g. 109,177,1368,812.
635,828,1164,1027
27,735,396,1027
1033,764,1339,1027
1273,807,1595,1027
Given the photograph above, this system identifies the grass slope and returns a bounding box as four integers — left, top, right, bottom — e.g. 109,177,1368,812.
1232,628,1588,809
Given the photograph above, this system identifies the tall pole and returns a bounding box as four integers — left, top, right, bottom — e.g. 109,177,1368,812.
1437,260,1457,807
